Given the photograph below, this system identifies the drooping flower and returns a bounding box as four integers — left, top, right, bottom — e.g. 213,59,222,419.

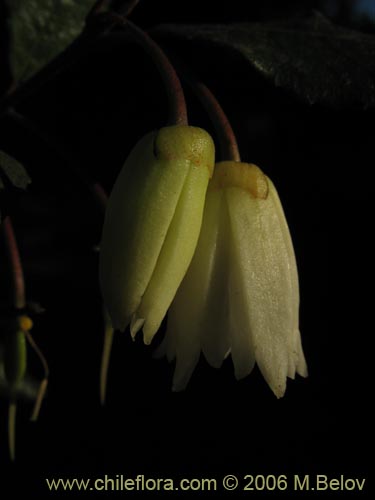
157,161,308,397
99,125,215,345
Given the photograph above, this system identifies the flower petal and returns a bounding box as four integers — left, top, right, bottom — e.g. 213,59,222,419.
200,191,231,368
227,234,257,380
100,126,215,334
268,181,308,380
225,184,297,397
136,163,211,345
287,329,308,379
158,189,230,389
99,131,190,331
157,160,307,396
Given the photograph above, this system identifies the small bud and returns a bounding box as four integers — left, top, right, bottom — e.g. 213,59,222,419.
18,315,33,332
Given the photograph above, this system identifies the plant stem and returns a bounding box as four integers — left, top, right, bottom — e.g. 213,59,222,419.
24,330,49,422
30,378,48,423
116,0,141,17
193,81,240,162
90,183,109,212
87,0,140,19
2,217,25,310
87,0,113,18
2,213,50,425
100,308,114,406
179,68,241,162
2,216,24,462
120,21,188,126
8,402,17,462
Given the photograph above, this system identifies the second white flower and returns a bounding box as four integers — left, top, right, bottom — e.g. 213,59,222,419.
158,161,308,397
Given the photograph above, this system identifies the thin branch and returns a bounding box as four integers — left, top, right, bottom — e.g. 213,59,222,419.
23,329,49,421
189,80,241,162
100,309,114,406
2,201,50,438
8,402,17,462
120,21,188,126
176,63,241,162
86,0,113,19
23,329,49,379
30,379,48,423
2,217,25,310
116,0,141,17
90,183,108,213
86,0,140,19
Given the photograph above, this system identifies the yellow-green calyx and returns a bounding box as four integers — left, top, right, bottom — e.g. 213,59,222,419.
99,125,215,345
4,317,29,388
209,161,268,199
157,160,307,397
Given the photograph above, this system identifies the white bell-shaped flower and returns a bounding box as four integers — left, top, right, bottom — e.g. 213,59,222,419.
157,161,308,397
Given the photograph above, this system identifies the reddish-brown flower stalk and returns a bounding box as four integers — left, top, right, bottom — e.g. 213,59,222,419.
1,217,50,459
173,62,241,161
2,217,25,309
188,79,241,162
121,21,188,125
87,0,141,18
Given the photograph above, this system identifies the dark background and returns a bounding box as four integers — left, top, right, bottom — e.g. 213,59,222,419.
0,0,373,498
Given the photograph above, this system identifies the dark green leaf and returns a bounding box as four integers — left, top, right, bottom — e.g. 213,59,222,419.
6,0,95,82
153,12,375,108
0,149,31,189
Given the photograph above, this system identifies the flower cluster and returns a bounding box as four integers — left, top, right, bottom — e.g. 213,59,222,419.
99,128,307,397
156,161,307,397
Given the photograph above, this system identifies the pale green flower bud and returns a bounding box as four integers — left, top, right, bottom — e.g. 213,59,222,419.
99,125,215,345
158,161,308,397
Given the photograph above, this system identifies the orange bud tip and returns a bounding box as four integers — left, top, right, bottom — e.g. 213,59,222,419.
18,315,33,332
210,161,269,199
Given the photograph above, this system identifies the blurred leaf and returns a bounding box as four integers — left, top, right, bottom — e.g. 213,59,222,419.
0,149,31,189
6,0,95,82
154,12,375,108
